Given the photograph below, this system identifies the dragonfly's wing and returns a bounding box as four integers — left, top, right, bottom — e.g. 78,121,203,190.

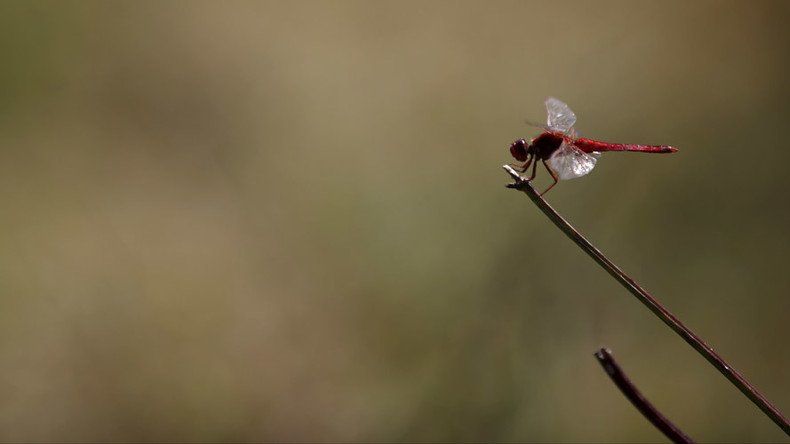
545,97,577,134
547,141,598,180
524,118,549,130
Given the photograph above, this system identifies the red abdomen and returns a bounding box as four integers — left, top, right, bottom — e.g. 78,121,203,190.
574,138,678,154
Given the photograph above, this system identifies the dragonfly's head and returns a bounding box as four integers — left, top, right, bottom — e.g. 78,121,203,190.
509,138,530,161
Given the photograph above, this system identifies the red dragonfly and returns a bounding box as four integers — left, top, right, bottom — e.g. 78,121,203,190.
509,97,678,195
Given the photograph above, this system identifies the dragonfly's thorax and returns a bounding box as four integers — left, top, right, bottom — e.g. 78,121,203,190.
530,132,565,160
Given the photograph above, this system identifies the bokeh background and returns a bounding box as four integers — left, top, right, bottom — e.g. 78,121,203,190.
0,1,788,442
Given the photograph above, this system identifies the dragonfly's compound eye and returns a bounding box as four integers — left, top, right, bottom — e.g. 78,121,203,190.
510,139,529,161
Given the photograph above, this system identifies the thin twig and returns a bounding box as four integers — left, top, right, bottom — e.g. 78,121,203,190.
503,165,789,435
595,347,694,443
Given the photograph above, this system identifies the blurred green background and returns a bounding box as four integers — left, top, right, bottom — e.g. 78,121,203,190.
0,1,788,442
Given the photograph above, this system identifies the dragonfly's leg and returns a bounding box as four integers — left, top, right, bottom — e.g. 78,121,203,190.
510,155,533,174
527,155,538,181
539,159,559,196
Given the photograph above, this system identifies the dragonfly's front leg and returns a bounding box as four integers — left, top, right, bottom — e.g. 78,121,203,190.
510,155,533,176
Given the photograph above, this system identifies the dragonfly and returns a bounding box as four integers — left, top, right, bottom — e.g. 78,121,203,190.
509,97,678,196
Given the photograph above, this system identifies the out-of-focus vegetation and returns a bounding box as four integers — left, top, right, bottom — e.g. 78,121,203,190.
0,1,788,441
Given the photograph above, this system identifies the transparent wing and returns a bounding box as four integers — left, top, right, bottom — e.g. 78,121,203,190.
547,141,598,180
545,97,577,134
